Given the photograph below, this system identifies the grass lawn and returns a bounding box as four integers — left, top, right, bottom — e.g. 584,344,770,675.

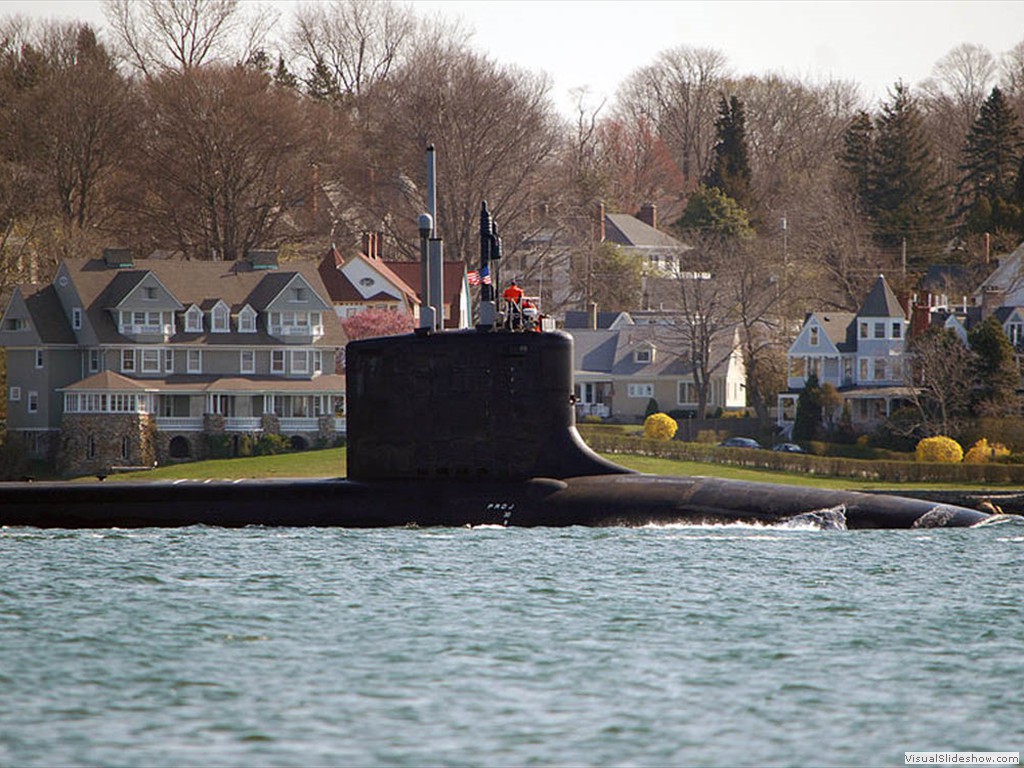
92,446,1023,492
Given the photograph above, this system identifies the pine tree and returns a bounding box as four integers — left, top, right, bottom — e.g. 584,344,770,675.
840,110,874,214
702,95,752,211
957,86,1023,233
792,373,823,442
968,316,1020,417
870,82,947,261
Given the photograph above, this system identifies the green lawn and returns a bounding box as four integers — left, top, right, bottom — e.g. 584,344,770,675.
93,446,1023,492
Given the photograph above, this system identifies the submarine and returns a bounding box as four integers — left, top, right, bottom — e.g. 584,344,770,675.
0,191,1001,532
0,327,998,529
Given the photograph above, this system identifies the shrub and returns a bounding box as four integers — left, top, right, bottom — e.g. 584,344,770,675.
964,438,1011,464
254,433,292,456
643,413,678,441
644,398,660,418
581,414,604,424
204,433,233,459
915,436,963,463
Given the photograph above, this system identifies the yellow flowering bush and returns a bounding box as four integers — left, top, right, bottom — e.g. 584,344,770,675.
644,412,678,441
963,438,1011,464
915,436,964,463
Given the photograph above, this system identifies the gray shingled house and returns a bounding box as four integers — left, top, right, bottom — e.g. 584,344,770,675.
0,250,347,476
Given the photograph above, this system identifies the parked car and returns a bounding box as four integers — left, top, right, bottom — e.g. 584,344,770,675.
719,437,762,449
772,442,805,453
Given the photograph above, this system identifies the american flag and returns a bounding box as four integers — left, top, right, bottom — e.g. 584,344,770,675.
467,266,491,285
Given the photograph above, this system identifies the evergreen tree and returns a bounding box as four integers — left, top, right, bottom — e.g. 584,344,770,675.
702,95,752,211
870,82,947,261
968,316,1020,417
840,110,874,214
792,373,823,442
957,87,1023,234
674,185,754,240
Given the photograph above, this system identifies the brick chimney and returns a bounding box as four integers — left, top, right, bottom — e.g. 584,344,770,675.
638,202,657,229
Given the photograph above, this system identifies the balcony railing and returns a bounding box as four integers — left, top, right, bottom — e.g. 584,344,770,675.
121,324,173,336
269,324,324,337
154,415,347,434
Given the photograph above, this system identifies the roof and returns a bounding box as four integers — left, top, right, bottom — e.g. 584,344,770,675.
604,213,689,250
568,324,739,379
24,285,77,344
57,257,346,348
563,310,634,330
810,311,857,352
61,373,346,394
857,275,906,319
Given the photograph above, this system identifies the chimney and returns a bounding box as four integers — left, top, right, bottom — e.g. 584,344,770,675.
377,230,385,259
362,232,373,259
596,203,606,243
589,301,598,330
638,202,657,229
981,286,1004,321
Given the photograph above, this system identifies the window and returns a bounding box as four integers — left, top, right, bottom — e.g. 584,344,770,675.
72,307,82,330
185,307,203,333
143,286,157,300
240,349,255,374
634,348,652,364
627,383,654,398
89,349,101,373
874,322,885,339
121,349,136,372
187,349,202,373
164,349,174,373
859,322,868,339
874,358,886,380
271,350,285,374
313,350,323,374
859,358,869,380
27,390,38,413
291,350,310,374
238,307,256,333
140,348,161,373
9,386,21,402
678,381,696,405
211,304,229,333
4,317,26,331
892,322,902,339
291,287,307,301
809,326,819,346
34,349,43,368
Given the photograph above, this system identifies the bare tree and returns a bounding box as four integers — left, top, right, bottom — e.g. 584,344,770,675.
616,46,729,189
904,327,976,437
103,0,275,75
289,0,415,103
122,65,314,259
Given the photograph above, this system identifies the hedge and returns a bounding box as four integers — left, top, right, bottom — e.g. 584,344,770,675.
577,429,1024,485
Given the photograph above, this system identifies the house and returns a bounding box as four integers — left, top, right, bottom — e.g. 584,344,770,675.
318,233,472,329
601,203,693,276
567,324,746,422
778,274,913,432
0,250,347,477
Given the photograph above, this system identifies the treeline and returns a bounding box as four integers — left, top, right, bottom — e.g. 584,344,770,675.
2,0,1024,319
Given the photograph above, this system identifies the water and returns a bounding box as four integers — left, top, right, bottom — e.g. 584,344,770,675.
1,522,1022,767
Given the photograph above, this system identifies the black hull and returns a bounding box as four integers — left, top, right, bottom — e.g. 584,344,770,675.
0,474,991,529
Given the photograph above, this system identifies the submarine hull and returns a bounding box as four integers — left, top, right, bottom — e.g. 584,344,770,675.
0,474,991,529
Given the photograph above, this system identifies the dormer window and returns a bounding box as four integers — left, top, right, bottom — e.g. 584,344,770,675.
238,306,256,333
211,303,229,333
634,346,654,364
185,306,203,333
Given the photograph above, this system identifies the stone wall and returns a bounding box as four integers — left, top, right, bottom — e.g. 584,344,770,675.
59,413,157,477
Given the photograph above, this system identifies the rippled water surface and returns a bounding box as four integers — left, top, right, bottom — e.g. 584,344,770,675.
2,522,1022,767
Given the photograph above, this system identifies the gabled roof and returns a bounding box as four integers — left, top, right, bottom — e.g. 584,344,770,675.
316,248,419,305
24,285,76,344
604,213,689,250
857,275,906,319
563,310,634,330
53,257,346,347
568,324,739,379
62,370,153,391
809,311,857,353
